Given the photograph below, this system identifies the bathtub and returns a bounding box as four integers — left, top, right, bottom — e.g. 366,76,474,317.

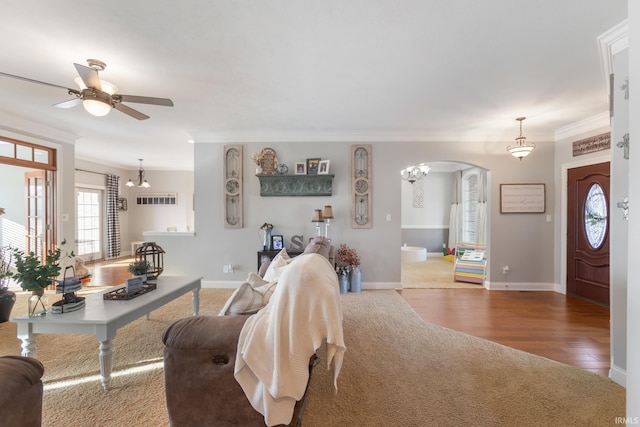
401,246,427,263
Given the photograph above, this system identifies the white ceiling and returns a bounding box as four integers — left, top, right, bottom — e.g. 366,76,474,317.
0,1,627,171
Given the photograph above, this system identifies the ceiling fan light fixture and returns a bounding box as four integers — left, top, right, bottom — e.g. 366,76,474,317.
74,76,118,95
82,98,111,116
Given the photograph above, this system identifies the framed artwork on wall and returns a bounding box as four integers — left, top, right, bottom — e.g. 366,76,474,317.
500,183,545,213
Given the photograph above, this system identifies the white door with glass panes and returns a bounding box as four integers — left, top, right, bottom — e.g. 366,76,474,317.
76,188,103,261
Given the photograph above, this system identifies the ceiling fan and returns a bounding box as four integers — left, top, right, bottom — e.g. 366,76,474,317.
0,59,173,120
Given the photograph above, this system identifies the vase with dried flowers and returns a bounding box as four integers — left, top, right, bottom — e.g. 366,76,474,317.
337,243,361,292
260,222,274,250
252,151,264,174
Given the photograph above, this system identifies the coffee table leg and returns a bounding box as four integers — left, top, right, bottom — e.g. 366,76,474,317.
192,288,200,316
17,324,37,358
99,339,113,391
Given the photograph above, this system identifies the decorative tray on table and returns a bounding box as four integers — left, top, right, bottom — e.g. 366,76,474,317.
103,282,157,301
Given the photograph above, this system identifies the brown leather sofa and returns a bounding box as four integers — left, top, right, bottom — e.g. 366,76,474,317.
163,315,314,426
163,237,334,426
0,355,45,427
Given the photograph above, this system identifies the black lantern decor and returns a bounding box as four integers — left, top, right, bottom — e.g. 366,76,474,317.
135,242,165,280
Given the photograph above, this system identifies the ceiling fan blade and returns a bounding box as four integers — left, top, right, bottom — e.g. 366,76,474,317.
74,63,102,90
115,94,174,106
0,71,72,91
114,102,150,120
53,98,82,109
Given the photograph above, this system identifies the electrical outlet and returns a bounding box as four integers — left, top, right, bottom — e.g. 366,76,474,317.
502,266,509,275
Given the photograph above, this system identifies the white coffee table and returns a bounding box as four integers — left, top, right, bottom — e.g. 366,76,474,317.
13,275,201,391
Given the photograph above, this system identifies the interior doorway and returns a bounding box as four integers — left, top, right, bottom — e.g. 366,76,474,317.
567,162,610,306
400,161,489,288
0,137,56,255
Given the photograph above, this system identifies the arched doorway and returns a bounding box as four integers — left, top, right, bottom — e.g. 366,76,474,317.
400,161,489,289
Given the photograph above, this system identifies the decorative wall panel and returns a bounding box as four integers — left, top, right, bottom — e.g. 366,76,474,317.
224,145,243,228
257,174,334,196
351,144,372,228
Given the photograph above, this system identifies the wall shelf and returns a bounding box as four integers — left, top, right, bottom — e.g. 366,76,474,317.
257,174,334,197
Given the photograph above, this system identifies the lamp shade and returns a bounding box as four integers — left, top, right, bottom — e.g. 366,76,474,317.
312,209,324,222
323,205,334,219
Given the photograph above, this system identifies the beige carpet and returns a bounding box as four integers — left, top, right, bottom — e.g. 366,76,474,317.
402,254,482,289
0,289,625,426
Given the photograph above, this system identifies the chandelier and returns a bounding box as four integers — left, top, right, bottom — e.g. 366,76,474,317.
126,159,151,188
507,117,535,160
400,164,430,184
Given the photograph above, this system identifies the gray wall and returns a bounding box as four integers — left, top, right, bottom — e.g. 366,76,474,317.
148,138,556,288
401,171,452,252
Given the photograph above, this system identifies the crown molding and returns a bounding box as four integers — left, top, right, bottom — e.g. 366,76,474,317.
554,111,610,141
597,19,629,102
0,112,77,146
189,129,554,144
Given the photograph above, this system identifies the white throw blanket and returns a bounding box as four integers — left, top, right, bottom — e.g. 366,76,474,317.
235,253,346,426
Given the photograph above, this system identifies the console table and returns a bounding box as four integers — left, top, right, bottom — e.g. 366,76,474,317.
257,250,303,270
13,275,201,391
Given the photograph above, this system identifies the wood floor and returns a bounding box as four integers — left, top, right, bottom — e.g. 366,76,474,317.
87,257,611,377
400,288,610,377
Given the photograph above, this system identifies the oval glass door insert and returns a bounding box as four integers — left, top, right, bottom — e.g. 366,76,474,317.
584,183,607,249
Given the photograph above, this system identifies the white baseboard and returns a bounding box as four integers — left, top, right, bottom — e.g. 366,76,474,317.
610,363,627,388
202,280,240,289
363,282,402,290
202,280,401,290
486,281,556,291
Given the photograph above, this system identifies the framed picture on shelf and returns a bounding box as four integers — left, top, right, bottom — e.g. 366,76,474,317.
306,158,321,175
271,235,284,250
295,161,307,175
318,160,330,174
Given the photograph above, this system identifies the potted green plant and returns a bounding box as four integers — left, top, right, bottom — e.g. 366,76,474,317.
9,239,72,317
0,246,16,322
128,259,151,281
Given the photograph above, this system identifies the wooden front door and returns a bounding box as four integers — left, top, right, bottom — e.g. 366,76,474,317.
567,162,610,306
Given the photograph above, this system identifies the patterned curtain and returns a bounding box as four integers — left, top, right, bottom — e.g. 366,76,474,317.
106,174,121,258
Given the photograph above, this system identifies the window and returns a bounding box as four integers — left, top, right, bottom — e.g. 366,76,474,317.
76,188,103,260
584,183,607,249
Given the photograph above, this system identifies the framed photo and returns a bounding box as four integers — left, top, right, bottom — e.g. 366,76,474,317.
306,158,321,175
500,184,546,213
318,159,330,174
271,235,284,250
295,161,307,175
